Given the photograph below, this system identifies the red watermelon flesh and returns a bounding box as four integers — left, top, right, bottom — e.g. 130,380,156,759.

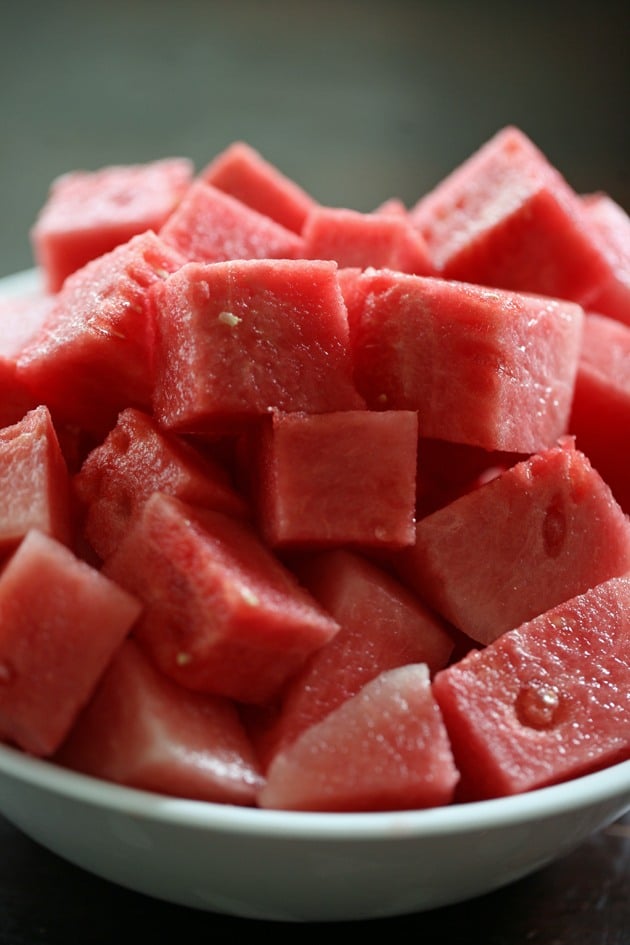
150,258,365,434
159,180,305,264
258,663,459,812
16,231,185,437
253,409,418,550
200,140,316,234
31,158,193,293
253,549,455,768
0,529,142,757
301,206,435,275
432,575,630,800
0,405,71,555
55,639,263,805
74,407,249,560
347,268,584,452
393,440,630,645
569,313,630,514
409,125,612,307
579,192,630,326
103,493,340,705
0,289,57,428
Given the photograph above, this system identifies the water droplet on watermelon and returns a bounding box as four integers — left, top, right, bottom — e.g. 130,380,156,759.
515,682,562,729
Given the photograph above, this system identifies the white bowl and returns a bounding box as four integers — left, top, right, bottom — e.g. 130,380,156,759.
1,267,628,921
0,742,628,922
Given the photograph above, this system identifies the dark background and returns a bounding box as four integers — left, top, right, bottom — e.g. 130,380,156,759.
0,0,628,279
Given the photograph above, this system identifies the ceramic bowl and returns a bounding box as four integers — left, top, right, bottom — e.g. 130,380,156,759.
0,742,628,922
0,267,628,920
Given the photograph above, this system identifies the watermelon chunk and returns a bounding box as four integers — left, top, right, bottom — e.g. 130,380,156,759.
0,529,141,757
258,663,459,812
252,409,418,550
409,125,611,307
200,140,316,233
74,407,249,560
55,639,264,805
393,440,630,644
347,268,584,452
16,231,185,437
159,180,305,264
31,158,193,292
150,258,365,434
103,493,340,704
0,405,71,555
579,192,630,325
569,312,630,513
0,290,55,428
253,549,455,767
301,206,435,275
432,575,630,800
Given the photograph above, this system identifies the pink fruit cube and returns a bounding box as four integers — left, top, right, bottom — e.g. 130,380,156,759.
103,493,340,704
56,639,263,805
302,205,434,275
200,141,316,233
0,529,141,756
569,312,630,513
74,407,249,560
150,258,364,433
253,409,418,549
347,268,584,453
160,180,305,263
394,440,630,644
410,126,611,307
0,405,71,555
433,575,630,799
31,158,193,292
17,231,184,437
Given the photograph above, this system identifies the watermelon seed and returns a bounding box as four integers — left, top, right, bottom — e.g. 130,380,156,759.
218,311,242,328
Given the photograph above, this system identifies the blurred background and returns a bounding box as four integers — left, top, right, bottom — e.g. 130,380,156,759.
1,0,628,279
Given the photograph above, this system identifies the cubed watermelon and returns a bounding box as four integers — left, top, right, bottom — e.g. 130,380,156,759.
569,312,630,514
301,205,435,275
103,493,340,704
150,258,365,433
0,529,141,756
73,407,249,560
17,231,185,437
579,192,630,325
0,289,56,426
160,180,305,265
259,663,459,812
347,268,584,452
252,549,455,767
393,440,630,644
31,158,193,292
432,575,630,799
409,125,611,308
0,405,71,555
252,409,418,550
200,141,316,233
55,639,264,805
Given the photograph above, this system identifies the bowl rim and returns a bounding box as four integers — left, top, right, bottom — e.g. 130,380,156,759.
0,742,628,841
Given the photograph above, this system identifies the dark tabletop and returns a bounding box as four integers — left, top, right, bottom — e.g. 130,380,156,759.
1,3,628,942
1,812,628,943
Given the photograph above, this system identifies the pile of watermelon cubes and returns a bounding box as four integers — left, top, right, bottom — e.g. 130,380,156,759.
0,126,628,811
